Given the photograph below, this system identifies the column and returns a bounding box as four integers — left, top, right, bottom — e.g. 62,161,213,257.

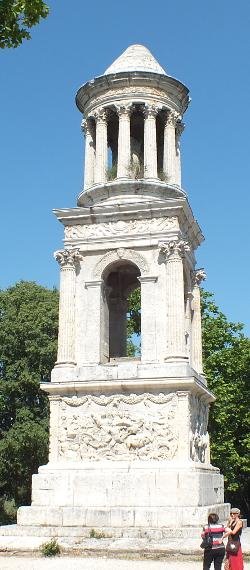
54,249,82,366
185,290,193,363
163,110,178,184
138,276,158,362
191,269,206,374
84,280,103,363
94,107,108,184
109,298,128,357
176,391,190,461
160,240,190,361
117,105,131,178
175,121,184,187
144,105,158,179
82,117,95,189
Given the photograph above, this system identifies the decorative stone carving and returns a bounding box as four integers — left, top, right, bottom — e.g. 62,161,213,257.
54,248,82,267
189,395,210,463
81,117,94,136
65,217,178,241
176,121,185,140
159,239,191,260
93,107,107,122
116,104,131,117
93,247,149,278
166,110,180,127
193,268,207,286
58,393,178,461
144,104,158,118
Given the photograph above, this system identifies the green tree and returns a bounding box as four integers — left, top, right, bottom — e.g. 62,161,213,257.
127,288,141,357
201,291,250,518
0,281,58,522
0,0,49,48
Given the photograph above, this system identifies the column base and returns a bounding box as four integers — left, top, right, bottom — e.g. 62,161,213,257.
164,355,189,363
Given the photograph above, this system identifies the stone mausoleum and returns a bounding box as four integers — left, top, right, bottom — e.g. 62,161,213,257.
1,44,229,545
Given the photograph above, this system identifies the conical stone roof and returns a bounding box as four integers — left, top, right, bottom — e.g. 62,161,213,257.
104,44,166,75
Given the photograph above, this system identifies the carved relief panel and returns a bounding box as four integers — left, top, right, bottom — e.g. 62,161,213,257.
189,395,210,463
64,216,178,241
58,393,178,461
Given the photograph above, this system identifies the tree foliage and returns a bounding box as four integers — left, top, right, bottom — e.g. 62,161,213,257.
0,0,49,48
0,281,58,522
127,288,141,356
201,290,250,516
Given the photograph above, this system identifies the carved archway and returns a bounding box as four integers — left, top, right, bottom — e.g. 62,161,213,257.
93,247,149,280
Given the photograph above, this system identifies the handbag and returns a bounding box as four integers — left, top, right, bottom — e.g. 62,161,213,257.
226,536,240,554
200,526,213,549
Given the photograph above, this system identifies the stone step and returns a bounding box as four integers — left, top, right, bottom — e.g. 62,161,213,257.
0,524,202,539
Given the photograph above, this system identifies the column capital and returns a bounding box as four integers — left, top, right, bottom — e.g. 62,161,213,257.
144,104,158,119
176,120,185,139
93,107,107,123
165,110,180,127
81,117,94,136
192,268,207,286
159,239,191,260
116,104,132,117
54,248,82,268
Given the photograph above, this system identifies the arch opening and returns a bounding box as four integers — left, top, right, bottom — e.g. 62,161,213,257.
102,261,141,360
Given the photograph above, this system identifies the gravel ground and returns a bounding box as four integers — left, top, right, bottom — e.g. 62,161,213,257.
0,557,249,570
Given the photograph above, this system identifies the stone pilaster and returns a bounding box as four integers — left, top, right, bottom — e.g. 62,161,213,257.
163,111,178,184
191,269,206,374
117,105,131,178
144,105,158,179
94,108,108,184
175,121,184,187
176,391,190,461
84,280,103,363
82,118,95,189
54,249,82,366
138,276,158,362
160,240,190,361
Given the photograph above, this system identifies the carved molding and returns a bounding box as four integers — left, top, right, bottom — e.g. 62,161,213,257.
93,247,149,279
54,248,82,268
65,217,178,241
58,393,178,461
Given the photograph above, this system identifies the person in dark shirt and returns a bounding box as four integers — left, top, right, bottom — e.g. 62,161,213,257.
201,512,225,570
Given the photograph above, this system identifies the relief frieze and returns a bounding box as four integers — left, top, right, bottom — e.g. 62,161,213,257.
65,216,178,240
58,393,178,461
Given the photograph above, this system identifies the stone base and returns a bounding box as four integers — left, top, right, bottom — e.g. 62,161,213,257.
15,460,229,530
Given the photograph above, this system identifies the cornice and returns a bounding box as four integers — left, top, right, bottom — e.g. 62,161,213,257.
53,195,204,251
77,179,186,207
41,376,214,403
76,71,189,116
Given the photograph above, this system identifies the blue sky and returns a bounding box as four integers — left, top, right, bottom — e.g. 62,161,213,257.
1,0,249,334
